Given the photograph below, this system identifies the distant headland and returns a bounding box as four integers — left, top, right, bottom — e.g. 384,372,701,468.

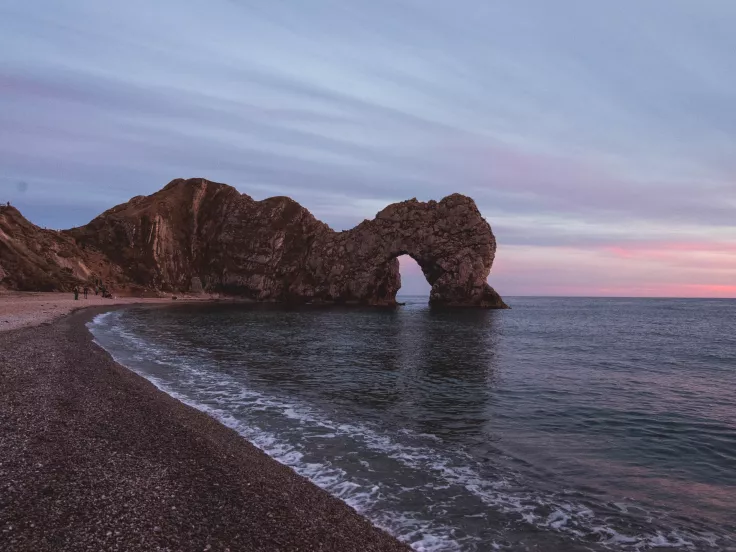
0,178,507,308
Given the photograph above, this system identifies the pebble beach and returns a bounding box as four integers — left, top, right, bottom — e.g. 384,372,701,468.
0,296,410,551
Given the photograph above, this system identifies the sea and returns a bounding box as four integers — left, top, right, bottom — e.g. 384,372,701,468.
88,297,736,551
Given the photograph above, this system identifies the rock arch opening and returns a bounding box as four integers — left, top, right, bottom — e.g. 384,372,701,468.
396,254,431,300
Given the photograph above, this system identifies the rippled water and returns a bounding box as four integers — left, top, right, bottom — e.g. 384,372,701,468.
88,297,736,551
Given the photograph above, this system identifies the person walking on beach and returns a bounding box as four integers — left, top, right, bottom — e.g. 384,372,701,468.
73,286,79,300
83,286,89,299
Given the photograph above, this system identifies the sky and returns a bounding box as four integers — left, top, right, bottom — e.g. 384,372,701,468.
1,1,735,297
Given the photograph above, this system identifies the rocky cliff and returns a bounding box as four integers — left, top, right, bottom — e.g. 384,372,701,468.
1,178,508,308
0,206,118,291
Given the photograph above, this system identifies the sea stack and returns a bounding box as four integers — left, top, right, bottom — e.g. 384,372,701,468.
0,178,508,308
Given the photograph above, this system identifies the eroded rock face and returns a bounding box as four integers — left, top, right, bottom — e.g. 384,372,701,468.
0,205,119,291
306,194,506,307
1,178,508,308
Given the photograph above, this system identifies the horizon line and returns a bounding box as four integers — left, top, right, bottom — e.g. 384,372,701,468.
396,293,736,300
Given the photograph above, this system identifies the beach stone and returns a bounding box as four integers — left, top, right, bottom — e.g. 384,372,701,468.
0,178,507,308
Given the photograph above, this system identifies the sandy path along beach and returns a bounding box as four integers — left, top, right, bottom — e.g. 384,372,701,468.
0,292,196,332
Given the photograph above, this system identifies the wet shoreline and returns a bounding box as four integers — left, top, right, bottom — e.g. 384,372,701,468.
0,305,410,551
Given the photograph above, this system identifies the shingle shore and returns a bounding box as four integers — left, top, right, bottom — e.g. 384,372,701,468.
0,306,412,552
0,292,207,332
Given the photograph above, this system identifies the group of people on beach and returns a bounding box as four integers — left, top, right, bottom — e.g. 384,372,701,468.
73,279,112,300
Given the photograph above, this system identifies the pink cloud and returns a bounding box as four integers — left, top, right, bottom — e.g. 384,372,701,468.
604,241,736,257
491,243,736,298
430,136,735,231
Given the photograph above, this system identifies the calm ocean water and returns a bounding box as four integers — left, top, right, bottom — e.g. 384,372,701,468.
88,297,736,551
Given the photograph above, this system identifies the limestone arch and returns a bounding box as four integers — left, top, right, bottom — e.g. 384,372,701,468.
308,194,508,308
